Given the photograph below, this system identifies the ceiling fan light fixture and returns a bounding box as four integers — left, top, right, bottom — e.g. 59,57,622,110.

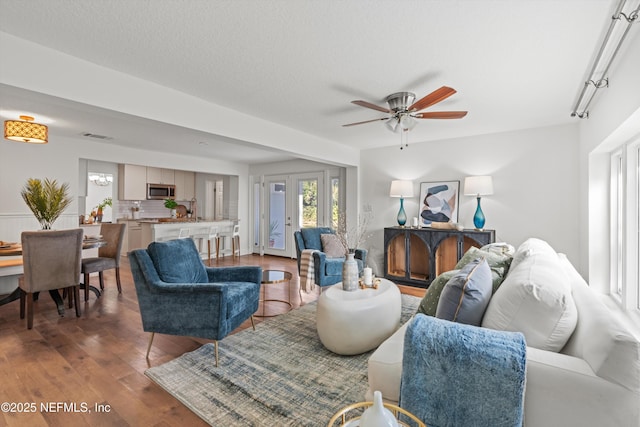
385,117,399,132
343,85,468,151
399,114,417,131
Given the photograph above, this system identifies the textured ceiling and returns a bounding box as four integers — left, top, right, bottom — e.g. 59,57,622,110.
0,0,624,161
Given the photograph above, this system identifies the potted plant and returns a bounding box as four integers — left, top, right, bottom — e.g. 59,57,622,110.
95,197,112,222
269,220,281,248
21,178,73,230
164,198,178,218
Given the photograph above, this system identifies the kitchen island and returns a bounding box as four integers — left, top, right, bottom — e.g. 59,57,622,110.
140,220,235,258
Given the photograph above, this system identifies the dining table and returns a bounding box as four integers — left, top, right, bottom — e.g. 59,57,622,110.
0,237,107,314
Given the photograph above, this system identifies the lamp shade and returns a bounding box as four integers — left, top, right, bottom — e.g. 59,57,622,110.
464,176,493,196
4,116,48,144
390,180,413,198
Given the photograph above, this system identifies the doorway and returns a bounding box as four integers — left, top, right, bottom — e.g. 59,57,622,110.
263,175,290,257
261,172,325,258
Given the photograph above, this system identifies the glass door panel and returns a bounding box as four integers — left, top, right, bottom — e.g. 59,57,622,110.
331,176,340,229
294,173,324,231
264,175,292,257
298,178,318,228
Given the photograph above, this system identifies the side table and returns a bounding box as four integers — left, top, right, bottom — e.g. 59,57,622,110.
256,270,293,317
316,279,401,355
327,400,425,426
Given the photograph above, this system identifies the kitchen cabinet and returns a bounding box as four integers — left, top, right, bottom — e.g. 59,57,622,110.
117,219,144,255
118,164,147,200
146,167,175,185
174,170,195,201
384,227,495,288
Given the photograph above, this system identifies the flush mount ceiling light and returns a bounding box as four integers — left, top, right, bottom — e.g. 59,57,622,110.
571,0,639,118
4,115,48,144
343,87,468,150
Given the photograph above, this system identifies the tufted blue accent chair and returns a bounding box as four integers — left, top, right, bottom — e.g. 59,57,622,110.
128,238,261,366
294,227,367,288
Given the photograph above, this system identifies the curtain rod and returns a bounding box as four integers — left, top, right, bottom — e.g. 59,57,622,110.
571,0,639,118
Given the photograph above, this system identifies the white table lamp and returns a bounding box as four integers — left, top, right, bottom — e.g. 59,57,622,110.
390,180,413,226
463,176,494,230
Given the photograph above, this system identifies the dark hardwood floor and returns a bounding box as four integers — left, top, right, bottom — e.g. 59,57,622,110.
0,254,425,426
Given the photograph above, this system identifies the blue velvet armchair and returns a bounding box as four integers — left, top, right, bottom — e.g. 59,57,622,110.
294,227,367,287
128,238,262,366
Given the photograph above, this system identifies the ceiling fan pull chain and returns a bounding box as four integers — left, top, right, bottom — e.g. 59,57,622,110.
400,129,409,150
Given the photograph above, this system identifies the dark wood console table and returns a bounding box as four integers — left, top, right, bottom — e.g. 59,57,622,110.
384,227,495,288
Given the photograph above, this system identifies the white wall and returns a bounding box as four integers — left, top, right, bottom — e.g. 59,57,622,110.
360,124,581,273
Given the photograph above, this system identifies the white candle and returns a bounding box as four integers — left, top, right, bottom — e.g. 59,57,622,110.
363,267,373,285
412,217,418,227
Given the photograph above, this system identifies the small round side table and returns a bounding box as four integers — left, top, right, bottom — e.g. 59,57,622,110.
256,270,293,317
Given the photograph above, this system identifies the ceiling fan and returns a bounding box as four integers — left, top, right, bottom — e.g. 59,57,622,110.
343,86,467,149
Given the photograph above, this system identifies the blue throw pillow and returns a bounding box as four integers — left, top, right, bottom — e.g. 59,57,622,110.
436,257,492,326
147,238,208,283
301,227,332,251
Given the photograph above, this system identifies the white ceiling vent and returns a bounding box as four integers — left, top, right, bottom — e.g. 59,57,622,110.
81,132,113,140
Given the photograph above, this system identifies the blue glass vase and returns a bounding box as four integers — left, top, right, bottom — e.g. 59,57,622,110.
397,197,407,226
473,196,486,229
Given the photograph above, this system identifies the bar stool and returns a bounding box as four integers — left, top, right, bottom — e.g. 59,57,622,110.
191,226,219,263
219,224,240,258
157,228,190,242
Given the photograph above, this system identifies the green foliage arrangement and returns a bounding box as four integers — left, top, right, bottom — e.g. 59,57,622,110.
21,178,73,230
97,197,112,211
164,198,178,209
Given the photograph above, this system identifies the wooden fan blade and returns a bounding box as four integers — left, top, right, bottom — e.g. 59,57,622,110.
415,111,468,119
408,86,457,112
351,100,392,113
342,117,388,127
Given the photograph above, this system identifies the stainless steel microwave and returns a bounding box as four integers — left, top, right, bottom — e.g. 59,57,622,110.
147,183,176,200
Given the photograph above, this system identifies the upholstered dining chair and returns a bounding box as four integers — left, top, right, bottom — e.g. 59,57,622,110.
128,238,262,366
19,228,83,329
81,222,126,301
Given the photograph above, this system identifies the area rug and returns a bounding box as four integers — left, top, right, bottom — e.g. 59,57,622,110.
145,294,420,426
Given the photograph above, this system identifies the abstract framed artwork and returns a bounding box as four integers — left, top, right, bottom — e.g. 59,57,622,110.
419,181,460,225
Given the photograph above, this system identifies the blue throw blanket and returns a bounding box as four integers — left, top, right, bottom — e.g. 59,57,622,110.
399,314,526,427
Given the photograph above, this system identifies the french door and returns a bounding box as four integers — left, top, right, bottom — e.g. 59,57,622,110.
263,175,291,257
262,172,325,257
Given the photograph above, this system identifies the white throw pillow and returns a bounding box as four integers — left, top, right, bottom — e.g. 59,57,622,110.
481,248,577,352
509,237,559,272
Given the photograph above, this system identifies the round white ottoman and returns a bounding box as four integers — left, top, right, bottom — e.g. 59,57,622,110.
316,278,402,355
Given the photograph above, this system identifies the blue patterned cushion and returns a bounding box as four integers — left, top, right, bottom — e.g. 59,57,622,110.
147,238,208,283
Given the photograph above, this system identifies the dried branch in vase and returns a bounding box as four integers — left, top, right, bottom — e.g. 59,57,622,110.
336,211,373,253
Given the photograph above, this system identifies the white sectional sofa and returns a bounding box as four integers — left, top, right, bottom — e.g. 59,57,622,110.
367,239,640,427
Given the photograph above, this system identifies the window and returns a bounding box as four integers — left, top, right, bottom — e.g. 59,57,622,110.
298,178,318,228
611,150,624,298
610,138,640,312
331,176,340,229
